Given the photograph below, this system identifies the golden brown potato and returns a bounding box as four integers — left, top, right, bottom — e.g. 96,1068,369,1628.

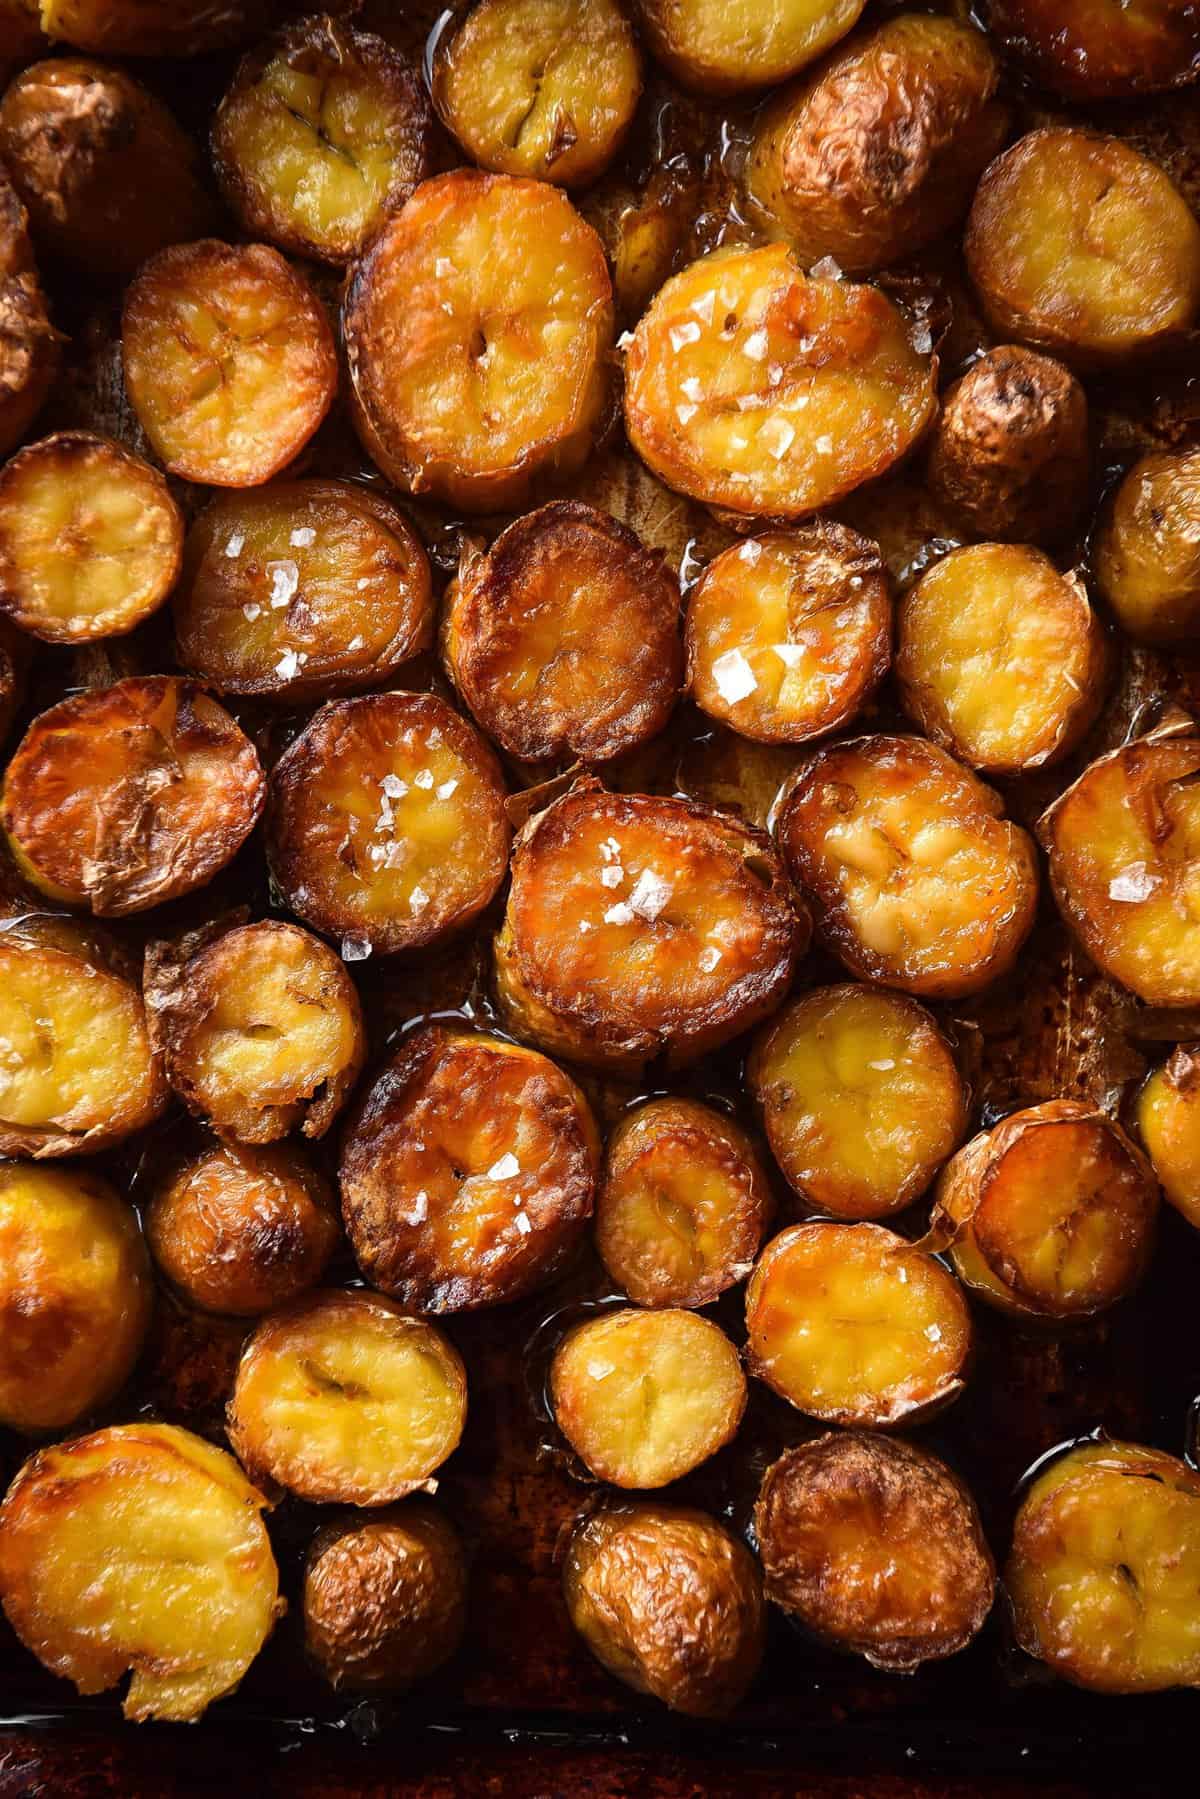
563,1500,765,1716
340,1025,599,1311
0,59,216,276
1094,449,1200,644
685,523,890,745
1007,1440,1200,1693
1,676,266,917
624,245,936,520
926,346,1090,545
1037,719,1200,1007
1137,1045,1200,1231
494,781,808,1073
122,239,337,487
38,0,269,56
146,1140,338,1317
267,691,510,958
443,501,682,767
343,170,614,512
433,0,640,187
633,0,865,94
755,1432,994,1670
0,915,166,1159
775,733,1037,998
747,984,968,1221
896,545,1108,775
550,1307,746,1487
214,15,433,266
228,1289,468,1506
596,1097,773,1308
0,1423,280,1722
0,432,183,643
0,164,58,458
965,129,1200,364
933,1100,1160,1320
304,1503,467,1692
0,1162,151,1433
748,15,1007,274
985,0,1200,101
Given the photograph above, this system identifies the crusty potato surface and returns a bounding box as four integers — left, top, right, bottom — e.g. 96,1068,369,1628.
1095,449,1200,644
1138,1046,1200,1231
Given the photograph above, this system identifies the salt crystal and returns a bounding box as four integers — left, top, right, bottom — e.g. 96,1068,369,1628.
763,418,795,461
600,837,622,863
274,648,301,679
409,884,431,913
768,364,784,387
925,1324,942,1344
680,376,703,401
815,434,833,455
587,1358,614,1381
600,865,624,888
381,773,407,798
290,526,316,548
869,1058,895,1072
413,769,434,789
740,539,763,565
676,403,698,426
267,559,298,608
699,946,722,973
912,327,933,355
811,255,843,280
514,1212,532,1236
487,1152,519,1180
603,901,635,926
436,779,458,800
242,602,262,621
629,868,672,922
712,647,757,703
356,578,371,591
743,328,769,362
773,643,804,669
405,1189,429,1225
341,936,372,961
348,635,365,651
435,257,455,277
691,292,716,324
224,531,245,559
616,329,635,350
578,920,593,934
1109,864,1159,902
669,320,701,351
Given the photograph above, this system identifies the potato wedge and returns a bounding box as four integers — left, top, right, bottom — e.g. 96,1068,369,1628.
985,0,1200,101
1137,1044,1200,1231
633,0,865,95
1094,449,1200,645
38,0,269,56
0,163,58,458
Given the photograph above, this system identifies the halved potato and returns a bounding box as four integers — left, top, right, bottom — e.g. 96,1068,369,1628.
1094,449,1200,644
38,0,269,55
0,163,58,458
985,0,1200,101
1137,1045,1200,1231
632,0,865,94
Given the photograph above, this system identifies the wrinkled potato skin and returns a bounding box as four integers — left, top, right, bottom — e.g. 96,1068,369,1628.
0,165,58,458
633,0,866,95
748,16,1007,274
985,0,1200,101
1137,1045,1200,1231
563,1500,765,1716
1095,450,1200,644
39,0,271,56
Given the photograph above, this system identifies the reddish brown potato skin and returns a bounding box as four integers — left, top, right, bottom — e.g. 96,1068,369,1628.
0,165,58,458
985,0,1200,100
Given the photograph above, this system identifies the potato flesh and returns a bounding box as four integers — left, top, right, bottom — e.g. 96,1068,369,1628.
624,245,935,518
1095,450,1200,644
1138,1051,1200,1230
636,0,865,93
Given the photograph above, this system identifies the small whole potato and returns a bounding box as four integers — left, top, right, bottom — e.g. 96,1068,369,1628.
1094,448,1200,643
633,0,865,94
0,163,58,458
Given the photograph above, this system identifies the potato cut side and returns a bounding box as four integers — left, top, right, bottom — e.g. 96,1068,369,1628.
1095,449,1200,644
0,165,58,458
624,244,936,519
122,239,336,486
985,0,1200,100
550,1307,746,1487
633,0,865,94
228,1289,468,1506
0,1422,280,1721
1138,1046,1200,1232
39,0,268,56
685,523,890,744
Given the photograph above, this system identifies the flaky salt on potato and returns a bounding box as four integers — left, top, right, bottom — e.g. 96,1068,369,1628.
775,733,1037,998
0,164,57,458
563,1500,765,1716
1095,449,1200,645
755,1432,994,1671
228,1289,467,1506
623,244,936,520
1137,1045,1200,1232
685,524,890,745
933,1101,1159,1320
633,0,864,94
985,0,1200,101
38,0,269,56
0,1423,281,1722
443,501,682,767
1007,1440,1200,1693
1,676,266,917
340,1025,599,1312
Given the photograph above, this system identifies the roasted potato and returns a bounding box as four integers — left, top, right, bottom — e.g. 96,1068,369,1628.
0,613,28,744
747,984,968,1221
933,1100,1159,1320
1137,1045,1200,1231
926,346,1090,546
596,1097,773,1308
340,1025,599,1312
443,501,682,767
343,170,614,512
0,1162,151,1433
896,545,1108,775
965,129,1200,364
0,163,58,458
494,781,807,1073
432,0,641,188
0,0,44,69
213,14,433,265
146,1140,339,1317
0,59,216,276
632,0,865,94
624,244,937,520
549,1306,746,1487
1037,719,1200,1008
685,523,890,745
0,1423,280,1722
563,1500,765,1716
748,15,1007,274
984,0,1200,101
1094,449,1200,645
267,691,510,958
122,239,337,487
2,676,266,917
38,0,269,56
0,431,183,643
228,1289,468,1506
755,1432,994,1671
0,914,166,1159
1007,1440,1200,1693
775,733,1038,998
304,1503,467,1692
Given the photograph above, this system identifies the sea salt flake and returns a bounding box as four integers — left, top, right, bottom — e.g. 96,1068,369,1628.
773,643,804,669
381,773,408,798
267,559,298,607
603,901,635,926
436,779,458,800
514,1212,532,1236
743,328,769,362
691,292,716,324
600,865,624,888
242,602,262,621
763,418,795,461
290,526,316,548
488,1152,520,1181
409,884,431,913
600,837,622,863
712,647,758,703
912,326,933,355
413,769,434,789
699,946,722,973
224,531,245,559
578,920,593,934
669,320,701,351
680,376,703,402
676,403,698,426
815,434,833,455
810,255,843,280
1109,864,1159,903
869,1058,895,1072
587,1358,614,1381
925,1324,942,1344
616,329,635,350
405,1189,429,1225
274,649,302,679
629,869,672,922
740,539,763,565
341,936,372,962
768,363,784,387
348,634,365,651
435,257,455,277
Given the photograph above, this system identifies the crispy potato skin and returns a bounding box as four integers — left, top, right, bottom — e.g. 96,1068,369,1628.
0,59,216,275
0,1423,281,1722
0,164,58,458
1,676,266,917
633,0,865,94
1007,1441,1200,1693
0,1163,151,1433
984,0,1200,101
494,781,808,1073
339,1025,600,1312
748,15,1007,274
38,0,271,56
1137,1045,1200,1231
1095,449,1200,644
304,1503,467,1692
926,346,1090,545
755,1432,995,1670
443,501,682,766
563,1500,765,1716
